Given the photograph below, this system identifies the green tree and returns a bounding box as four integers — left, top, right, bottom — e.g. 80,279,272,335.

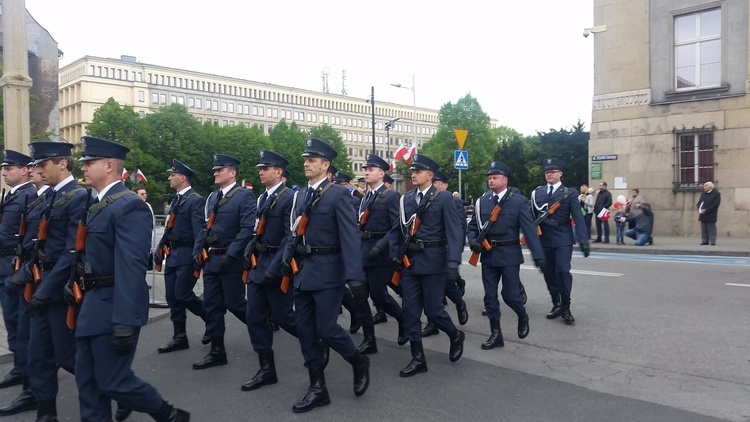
268,120,307,187
535,120,589,190
309,124,352,174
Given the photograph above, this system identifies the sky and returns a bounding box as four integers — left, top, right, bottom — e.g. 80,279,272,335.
24,0,595,136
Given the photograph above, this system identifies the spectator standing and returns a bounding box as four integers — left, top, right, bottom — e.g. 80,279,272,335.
697,181,721,245
614,203,627,245
593,182,612,243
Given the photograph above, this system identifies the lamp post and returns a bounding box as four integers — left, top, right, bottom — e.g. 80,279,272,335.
390,75,416,148
370,86,376,155
384,117,401,159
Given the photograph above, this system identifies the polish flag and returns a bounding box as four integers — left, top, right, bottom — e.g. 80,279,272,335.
136,169,148,183
392,145,408,161
121,168,130,181
403,145,417,165
389,161,396,171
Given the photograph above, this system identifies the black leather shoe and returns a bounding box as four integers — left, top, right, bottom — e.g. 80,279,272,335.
481,308,488,316
518,313,530,339
421,322,438,337
193,337,228,369
519,282,527,305
356,326,378,355
546,303,562,319
457,277,466,297
242,351,277,391
700,242,709,245
0,389,37,416
0,369,22,389
648,237,653,245
396,324,408,346
448,331,465,362
292,368,330,413
372,310,387,324
481,320,504,350
348,354,370,397
603,239,609,244
560,309,575,325
201,335,211,345
35,399,57,422
349,319,361,334
115,403,133,421
149,401,190,422
593,239,602,243
399,342,427,377
158,335,189,354
456,300,469,326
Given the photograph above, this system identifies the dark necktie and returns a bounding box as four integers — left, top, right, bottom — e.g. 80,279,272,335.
417,192,424,205
258,191,268,210
214,190,224,209
365,190,373,205
548,186,554,196
496,194,501,204
170,194,181,211
304,187,315,205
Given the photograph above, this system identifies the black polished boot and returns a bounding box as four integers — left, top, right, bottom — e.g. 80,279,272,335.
292,368,330,413
0,367,22,389
546,295,562,319
519,282,527,305
560,297,575,324
35,399,57,422
372,309,387,324
242,350,278,391
0,377,37,416
115,402,133,421
482,319,504,350
346,353,370,397
192,336,228,369
421,321,438,337
356,326,378,355
448,330,465,362
399,341,427,377
517,312,530,339
158,322,189,353
321,340,330,369
396,321,408,346
149,400,190,422
456,300,469,325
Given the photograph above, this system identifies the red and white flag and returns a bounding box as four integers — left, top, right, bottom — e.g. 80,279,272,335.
392,145,408,161
136,169,148,183
403,145,417,165
389,161,396,171
121,168,130,181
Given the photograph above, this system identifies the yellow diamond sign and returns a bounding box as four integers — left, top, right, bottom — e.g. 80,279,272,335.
454,129,468,150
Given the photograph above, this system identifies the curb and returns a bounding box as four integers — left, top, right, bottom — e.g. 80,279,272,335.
589,245,750,257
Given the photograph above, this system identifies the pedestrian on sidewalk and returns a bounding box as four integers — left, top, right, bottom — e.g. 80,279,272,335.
697,181,721,245
614,203,627,245
593,182,612,243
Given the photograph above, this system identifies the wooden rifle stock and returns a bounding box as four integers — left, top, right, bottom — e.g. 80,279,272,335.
279,258,299,293
14,195,28,273
359,209,371,226
154,211,176,272
469,205,502,267
193,210,217,279
66,189,91,330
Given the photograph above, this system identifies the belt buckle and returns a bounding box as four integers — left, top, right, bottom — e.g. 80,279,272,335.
78,277,86,291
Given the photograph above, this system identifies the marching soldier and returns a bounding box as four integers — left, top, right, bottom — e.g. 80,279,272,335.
351,154,406,355
0,150,36,390
241,150,298,391
467,161,546,349
192,154,255,369
281,138,369,413
389,155,465,377
71,136,188,421
156,160,208,353
0,159,47,416
421,169,468,337
530,158,590,324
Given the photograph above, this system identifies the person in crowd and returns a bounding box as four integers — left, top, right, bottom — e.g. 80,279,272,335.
625,202,654,246
697,181,721,246
593,182,612,243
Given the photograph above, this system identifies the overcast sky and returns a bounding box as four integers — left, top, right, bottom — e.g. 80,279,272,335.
25,0,595,136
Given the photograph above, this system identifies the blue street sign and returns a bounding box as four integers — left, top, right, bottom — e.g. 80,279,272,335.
454,150,468,170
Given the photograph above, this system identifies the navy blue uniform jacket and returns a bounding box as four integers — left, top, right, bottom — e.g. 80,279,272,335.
531,185,588,248
165,190,206,267
359,186,400,268
0,183,36,276
247,186,293,282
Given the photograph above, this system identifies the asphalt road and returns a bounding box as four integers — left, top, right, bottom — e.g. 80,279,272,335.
0,249,746,421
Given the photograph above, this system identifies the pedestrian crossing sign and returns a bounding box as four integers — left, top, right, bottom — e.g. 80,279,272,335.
454,150,468,170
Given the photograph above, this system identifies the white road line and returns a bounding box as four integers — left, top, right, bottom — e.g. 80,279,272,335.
520,265,624,277
725,283,750,288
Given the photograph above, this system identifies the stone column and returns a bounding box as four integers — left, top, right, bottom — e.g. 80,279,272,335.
1,0,33,157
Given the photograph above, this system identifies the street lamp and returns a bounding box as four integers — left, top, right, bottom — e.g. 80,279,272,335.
384,117,401,159
390,75,417,148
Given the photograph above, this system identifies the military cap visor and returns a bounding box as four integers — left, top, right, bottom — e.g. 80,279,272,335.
542,158,564,171
78,136,130,162
167,159,196,179
487,161,511,177
256,150,289,169
212,154,241,170
29,141,75,166
1,150,33,167
302,138,338,162
409,154,439,172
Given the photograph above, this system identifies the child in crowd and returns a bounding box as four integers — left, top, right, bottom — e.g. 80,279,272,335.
614,203,627,245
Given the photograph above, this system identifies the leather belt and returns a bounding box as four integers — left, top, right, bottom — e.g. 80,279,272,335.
208,247,227,255
40,261,58,270
414,239,445,247
262,246,279,253
0,248,16,257
306,246,341,255
80,275,115,290
361,231,387,239
170,239,194,248
542,219,569,227
490,239,520,247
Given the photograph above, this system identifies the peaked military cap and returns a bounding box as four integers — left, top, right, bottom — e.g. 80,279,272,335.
409,154,439,172
301,138,337,161
327,164,338,175
333,172,353,183
542,158,564,171
283,169,290,179
487,161,511,177
167,159,196,179
363,154,389,172
1,149,32,167
29,141,75,165
433,169,449,183
384,174,394,184
78,136,130,162
212,154,241,170
256,150,289,169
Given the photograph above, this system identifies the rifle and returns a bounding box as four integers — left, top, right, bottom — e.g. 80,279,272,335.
279,214,307,293
390,216,420,286
13,194,29,273
25,191,57,303
66,188,92,330
0,188,6,223
154,196,183,272
241,214,267,284
468,205,501,267
193,193,221,279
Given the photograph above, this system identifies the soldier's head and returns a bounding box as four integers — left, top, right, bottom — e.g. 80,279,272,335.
77,137,130,191
1,150,32,187
257,150,288,188
542,158,563,185
487,161,511,193
363,154,388,187
31,141,76,186
301,138,337,183
212,154,240,188
432,170,449,191
28,163,45,188
167,159,195,191
409,155,439,190
384,173,394,189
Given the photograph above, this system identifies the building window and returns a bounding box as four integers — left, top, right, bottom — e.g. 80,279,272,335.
675,8,721,90
228,103,235,113
222,102,228,112
171,95,177,104
177,96,184,105
196,98,203,109
152,93,159,103
188,97,195,108
159,94,166,104
675,131,714,191
138,91,145,102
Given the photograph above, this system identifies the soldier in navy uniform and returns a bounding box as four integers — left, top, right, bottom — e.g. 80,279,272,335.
421,169,468,337
530,158,590,325
192,154,255,369
281,138,370,413
241,150,298,392
156,160,208,353
329,168,360,334
467,161,547,349
333,171,363,212
0,150,36,390
0,158,46,416
350,154,406,355
389,155,465,378
69,136,189,421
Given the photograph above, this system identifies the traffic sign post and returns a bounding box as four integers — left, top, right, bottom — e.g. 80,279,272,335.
454,150,468,169
453,129,469,199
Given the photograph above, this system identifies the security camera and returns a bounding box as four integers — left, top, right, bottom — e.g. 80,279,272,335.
583,29,591,38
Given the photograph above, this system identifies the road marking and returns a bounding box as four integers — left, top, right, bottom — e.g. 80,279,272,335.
725,283,750,288
520,265,623,277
